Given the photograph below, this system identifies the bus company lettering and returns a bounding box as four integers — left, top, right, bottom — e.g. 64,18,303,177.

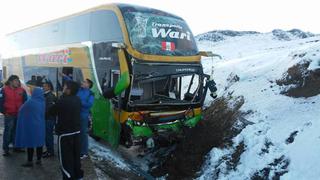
99,57,112,61
152,28,191,41
152,22,183,30
176,68,196,73
38,50,72,64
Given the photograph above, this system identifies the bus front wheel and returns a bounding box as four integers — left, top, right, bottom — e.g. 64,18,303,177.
120,124,133,148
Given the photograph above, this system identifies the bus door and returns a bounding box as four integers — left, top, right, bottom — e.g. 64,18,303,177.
92,41,123,146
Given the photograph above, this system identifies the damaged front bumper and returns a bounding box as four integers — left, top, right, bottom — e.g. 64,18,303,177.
126,114,202,138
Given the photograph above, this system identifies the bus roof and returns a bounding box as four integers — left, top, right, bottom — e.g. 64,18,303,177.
7,3,118,36
7,3,182,36
5,3,201,63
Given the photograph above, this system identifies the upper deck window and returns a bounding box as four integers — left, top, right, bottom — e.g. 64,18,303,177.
119,5,198,56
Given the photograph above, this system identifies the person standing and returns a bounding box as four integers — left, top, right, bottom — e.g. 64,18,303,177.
77,79,94,159
51,81,83,179
0,75,27,156
15,87,45,167
42,81,57,158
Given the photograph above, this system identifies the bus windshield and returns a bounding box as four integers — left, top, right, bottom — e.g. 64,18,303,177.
119,5,198,56
129,73,203,106
129,63,203,106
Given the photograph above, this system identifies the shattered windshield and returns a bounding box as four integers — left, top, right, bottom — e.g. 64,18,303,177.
129,74,202,106
119,5,198,56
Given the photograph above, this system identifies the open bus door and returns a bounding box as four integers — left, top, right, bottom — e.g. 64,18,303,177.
91,42,129,147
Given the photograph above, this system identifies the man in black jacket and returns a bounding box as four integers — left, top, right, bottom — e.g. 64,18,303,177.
42,81,57,158
51,81,83,180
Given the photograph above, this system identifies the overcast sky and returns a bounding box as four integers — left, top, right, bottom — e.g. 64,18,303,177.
0,0,319,42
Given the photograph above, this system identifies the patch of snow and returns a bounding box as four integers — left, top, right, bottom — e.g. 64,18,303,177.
89,138,130,171
200,148,233,180
95,168,110,180
305,44,320,71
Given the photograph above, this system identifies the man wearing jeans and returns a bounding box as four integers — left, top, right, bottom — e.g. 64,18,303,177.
0,75,27,156
77,79,94,159
42,81,57,158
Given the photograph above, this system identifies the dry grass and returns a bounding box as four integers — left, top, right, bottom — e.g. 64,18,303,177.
276,61,320,97
151,95,246,179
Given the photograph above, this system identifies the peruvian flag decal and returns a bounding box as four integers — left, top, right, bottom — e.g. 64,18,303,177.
162,41,175,51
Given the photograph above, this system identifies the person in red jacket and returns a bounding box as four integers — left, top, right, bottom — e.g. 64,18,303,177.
0,75,27,156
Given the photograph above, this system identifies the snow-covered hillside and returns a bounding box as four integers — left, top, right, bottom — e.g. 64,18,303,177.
196,29,314,43
198,30,320,179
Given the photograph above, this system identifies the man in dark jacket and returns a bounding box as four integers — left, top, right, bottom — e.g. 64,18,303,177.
42,81,57,158
51,81,83,179
0,75,27,156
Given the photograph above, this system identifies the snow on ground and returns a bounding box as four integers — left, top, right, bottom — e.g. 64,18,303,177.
197,32,320,179
89,138,155,179
89,138,130,171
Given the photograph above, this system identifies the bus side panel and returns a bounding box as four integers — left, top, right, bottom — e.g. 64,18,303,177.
91,93,120,147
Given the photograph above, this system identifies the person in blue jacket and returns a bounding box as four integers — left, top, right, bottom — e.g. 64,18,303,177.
77,79,94,159
15,87,45,167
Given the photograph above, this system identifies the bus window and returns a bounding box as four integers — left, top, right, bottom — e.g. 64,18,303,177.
108,68,126,108
57,67,72,90
90,10,123,42
110,69,125,99
72,68,84,84
110,69,120,87
57,67,84,90
23,66,57,88
62,67,73,77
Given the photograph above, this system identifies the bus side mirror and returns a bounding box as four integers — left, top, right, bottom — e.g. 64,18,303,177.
199,51,222,59
111,42,126,49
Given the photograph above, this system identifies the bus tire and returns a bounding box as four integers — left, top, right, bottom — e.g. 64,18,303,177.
120,124,133,148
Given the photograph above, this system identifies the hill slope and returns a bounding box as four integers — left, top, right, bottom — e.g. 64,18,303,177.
197,30,320,179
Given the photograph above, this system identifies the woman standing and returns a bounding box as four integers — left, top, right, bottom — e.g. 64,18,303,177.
15,87,45,167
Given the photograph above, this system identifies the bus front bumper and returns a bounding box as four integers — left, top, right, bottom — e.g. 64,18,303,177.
126,115,202,138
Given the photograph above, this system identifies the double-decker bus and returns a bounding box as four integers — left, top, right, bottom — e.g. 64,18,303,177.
1,3,217,147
